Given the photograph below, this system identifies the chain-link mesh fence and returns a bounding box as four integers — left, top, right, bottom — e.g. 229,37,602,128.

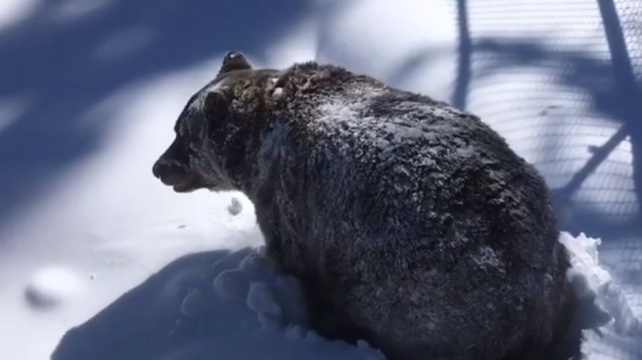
453,0,642,358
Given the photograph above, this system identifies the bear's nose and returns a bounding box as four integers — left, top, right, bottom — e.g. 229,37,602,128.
152,161,164,179
152,160,187,186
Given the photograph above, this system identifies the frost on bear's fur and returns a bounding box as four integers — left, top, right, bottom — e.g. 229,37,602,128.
152,51,582,360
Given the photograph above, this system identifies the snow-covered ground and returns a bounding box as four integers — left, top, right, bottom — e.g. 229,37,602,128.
0,0,641,359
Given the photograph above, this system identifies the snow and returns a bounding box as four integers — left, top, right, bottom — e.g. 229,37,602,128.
0,59,265,360
93,26,157,61
0,0,641,359
46,231,640,360
213,269,250,302
561,233,642,336
314,0,458,102
51,245,386,360
0,95,30,132
47,0,112,23
559,233,642,360
227,197,244,216
0,0,42,30
24,266,87,310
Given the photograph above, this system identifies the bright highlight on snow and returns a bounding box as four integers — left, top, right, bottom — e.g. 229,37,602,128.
24,266,86,310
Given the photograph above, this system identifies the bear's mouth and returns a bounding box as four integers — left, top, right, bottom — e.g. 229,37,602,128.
153,160,224,193
172,182,199,193
154,166,213,193
171,176,215,193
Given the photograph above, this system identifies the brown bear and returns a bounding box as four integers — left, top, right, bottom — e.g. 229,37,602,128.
152,51,577,360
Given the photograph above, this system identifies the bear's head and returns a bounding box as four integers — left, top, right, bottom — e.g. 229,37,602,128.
152,51,280,193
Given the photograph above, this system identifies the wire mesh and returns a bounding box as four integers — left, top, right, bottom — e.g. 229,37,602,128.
453,0,642,357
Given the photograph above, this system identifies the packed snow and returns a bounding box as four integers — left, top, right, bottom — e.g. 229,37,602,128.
24,265,87,310
1,0,641,359
50,243,387,360
48,231,641,360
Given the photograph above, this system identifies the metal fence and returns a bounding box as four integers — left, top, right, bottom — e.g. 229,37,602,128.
453,0,642,358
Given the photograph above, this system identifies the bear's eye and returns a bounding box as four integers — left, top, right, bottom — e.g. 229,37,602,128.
174,93,200,134
186,93,199,108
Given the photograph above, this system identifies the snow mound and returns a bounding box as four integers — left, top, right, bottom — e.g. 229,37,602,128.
559,232,642,360
206,246,373,354
52,247,384,360
24,265,85,310
561,233,613,296
52,232,641,360
560,232,641,336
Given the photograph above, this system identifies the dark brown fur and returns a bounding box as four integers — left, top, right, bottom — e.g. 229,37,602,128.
153,52,580,360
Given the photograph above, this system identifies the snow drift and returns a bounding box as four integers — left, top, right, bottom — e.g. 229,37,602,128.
50,231,639,360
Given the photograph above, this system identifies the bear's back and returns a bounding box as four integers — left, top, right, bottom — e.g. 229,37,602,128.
293,82,557,260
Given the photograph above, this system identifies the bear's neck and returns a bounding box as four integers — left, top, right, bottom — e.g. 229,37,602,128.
227,80,341,203
233,97,309,204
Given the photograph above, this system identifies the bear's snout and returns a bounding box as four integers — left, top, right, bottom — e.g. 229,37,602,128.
152,159,189,187
153,156,211,193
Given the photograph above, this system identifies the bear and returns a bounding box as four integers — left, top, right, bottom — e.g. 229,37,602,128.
152,51,577,360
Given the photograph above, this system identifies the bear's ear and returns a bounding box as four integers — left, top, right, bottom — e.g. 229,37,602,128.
217,51,252,77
